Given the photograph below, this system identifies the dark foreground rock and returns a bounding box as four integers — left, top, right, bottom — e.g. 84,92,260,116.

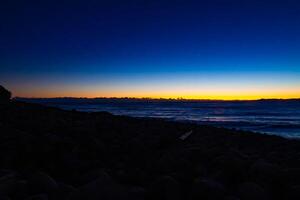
0,86,11,104
1,95,300,199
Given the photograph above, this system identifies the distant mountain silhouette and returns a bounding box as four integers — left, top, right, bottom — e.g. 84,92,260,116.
15,97,300,104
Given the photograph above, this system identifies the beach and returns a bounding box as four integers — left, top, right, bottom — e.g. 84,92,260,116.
1,100,300,199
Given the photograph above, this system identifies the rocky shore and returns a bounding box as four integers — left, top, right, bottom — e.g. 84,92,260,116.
1,89,300,199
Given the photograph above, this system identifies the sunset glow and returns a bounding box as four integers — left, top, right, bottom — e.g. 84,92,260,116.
6,73,300,100
1,1,300,100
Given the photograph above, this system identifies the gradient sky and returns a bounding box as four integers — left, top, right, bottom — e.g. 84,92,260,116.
1,0,300,99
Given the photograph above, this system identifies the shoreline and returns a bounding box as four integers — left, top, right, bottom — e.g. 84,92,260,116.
1,101,300,199
14,98,300,139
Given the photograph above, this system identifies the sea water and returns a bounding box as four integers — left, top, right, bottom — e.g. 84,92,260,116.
20,98,300,138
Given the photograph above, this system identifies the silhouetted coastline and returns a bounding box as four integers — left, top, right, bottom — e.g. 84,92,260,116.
16,97,300,138
1,87,300,199
15,97,300,103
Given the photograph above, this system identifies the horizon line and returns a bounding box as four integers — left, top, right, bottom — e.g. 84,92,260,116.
14,96,300,101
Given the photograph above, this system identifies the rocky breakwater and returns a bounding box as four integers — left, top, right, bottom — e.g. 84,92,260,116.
1,85,300,200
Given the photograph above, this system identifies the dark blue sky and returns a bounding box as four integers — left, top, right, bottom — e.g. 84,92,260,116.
1,0,300,98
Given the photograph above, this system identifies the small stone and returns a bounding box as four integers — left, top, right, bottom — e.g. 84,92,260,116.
78,169,109,185
283,168,300,184
238,182,269,200
191,178,225,200
249,159,281,183
68,171,125,200
53,183,76,200
10,180,29,199
225,196,240,200
28,172,58,194
149,176,181,200
128,186,146,200
287,185,300,200
0,175,16,196
25,194,48,200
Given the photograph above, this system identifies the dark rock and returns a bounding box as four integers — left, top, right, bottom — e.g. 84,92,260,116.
78,169,109,185
0,171,17,196
286,185,300,200
157,152,192,174
249,159,281,183
28,172,58,194
211,154,246,185
148,176,181,200
68,171,126,200
2,89,300,200
283,168,300,185
53,183,76,200
25,193,48,200
10,180,29,199
193,164,207,178
0,86,11,103
190,178,226,200
128,186,146,200
225,196,240,200
0,171,16,183
238,182,269,200
115,168,147,185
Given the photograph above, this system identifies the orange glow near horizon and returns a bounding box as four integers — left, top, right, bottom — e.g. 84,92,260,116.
11,86,300,100
5,72,300,100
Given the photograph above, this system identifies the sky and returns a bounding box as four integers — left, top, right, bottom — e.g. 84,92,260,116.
1,0,300,99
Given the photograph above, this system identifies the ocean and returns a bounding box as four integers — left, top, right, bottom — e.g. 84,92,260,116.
19,98,300,138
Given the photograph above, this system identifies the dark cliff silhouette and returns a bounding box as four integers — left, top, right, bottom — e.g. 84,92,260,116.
0,85,11,103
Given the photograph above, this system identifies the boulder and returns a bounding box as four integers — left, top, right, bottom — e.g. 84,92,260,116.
249,159,281,183
238,182,269,200
148,176,181,200
53,183,76,200
27,172,58,194
283,168,300,185
286,185,300,200
67,171,126,200
157,152,191,174
191,178,226,200
10,180,29,199
0,171,18,196
0,86,11,103
225,196,240,200
128,186,146,200
211,154,246,184
78,169,110,186
24,193,48,200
